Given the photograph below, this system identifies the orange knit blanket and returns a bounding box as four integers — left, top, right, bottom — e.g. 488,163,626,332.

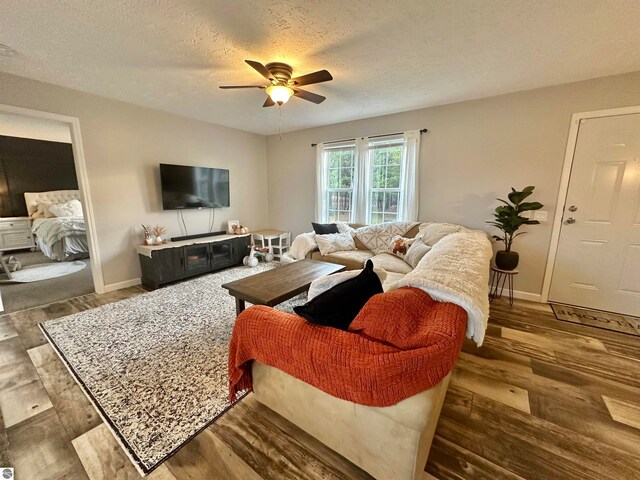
228,287,467,407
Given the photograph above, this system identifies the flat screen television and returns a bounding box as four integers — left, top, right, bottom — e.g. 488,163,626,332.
160,163,230,210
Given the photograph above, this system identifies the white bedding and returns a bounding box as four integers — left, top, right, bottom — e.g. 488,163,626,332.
32,217,89,261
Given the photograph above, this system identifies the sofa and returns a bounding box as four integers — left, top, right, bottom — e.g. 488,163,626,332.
309,223,421,274
299,222,473,290
230,222,493,480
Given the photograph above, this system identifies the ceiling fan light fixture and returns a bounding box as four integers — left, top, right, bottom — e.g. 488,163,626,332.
266,84,293,105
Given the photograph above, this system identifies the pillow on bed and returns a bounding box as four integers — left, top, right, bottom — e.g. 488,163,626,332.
48,199,83,217
31,202,55,219
30,205,44,219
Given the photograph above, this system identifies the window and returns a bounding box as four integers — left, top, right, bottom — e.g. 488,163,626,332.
368,139,403,224
316,130,420,224
325,145,356,222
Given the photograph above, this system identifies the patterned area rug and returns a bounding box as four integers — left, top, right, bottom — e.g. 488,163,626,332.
0,260,86,283
550,303,640,337
40,262,305,475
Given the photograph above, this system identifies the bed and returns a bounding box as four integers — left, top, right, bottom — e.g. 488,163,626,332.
24,190,90,261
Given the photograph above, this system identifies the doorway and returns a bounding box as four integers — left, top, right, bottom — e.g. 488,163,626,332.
543,107,640,317
0,105,103,312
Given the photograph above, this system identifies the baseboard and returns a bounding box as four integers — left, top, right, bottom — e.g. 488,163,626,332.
103,278,141,293
511,289,542,302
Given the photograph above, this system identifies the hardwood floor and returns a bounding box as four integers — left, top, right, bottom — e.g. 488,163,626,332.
0,289,639,479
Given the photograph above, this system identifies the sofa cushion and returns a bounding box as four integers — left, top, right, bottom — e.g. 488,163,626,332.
370,253,413,274
315,232,356,256
312,250,374,270
312,222,339,234
354,222,419,254
349,287,448,349
294,260,383,330
404,224,421,239
416,222,462,246
404,238,432,268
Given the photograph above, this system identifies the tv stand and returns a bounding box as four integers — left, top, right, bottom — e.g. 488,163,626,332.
137,234,250,289
171,231,226,242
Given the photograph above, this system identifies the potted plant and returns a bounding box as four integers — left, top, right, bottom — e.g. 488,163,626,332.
487,186,543,271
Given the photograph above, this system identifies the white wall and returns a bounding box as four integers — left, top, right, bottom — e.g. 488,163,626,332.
0,72,268,288
0,112,71,142
266,71,640,297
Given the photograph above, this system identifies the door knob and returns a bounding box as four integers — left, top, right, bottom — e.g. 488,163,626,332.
564,217,576,224
568,205,578,212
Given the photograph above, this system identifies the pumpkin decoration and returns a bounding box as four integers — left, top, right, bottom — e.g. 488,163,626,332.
232,225,249,235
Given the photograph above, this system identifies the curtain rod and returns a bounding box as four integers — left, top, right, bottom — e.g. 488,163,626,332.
310,128,428,147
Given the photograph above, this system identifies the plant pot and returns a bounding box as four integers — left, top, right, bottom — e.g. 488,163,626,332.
495,250,519,271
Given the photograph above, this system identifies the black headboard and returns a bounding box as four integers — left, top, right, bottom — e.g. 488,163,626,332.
0,135,78,217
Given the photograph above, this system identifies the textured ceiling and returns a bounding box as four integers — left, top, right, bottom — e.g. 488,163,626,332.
1,1,640,135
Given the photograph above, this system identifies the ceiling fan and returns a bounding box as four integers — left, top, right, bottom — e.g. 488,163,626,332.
220,60,333,107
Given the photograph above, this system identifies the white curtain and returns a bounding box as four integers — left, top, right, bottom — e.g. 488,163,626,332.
314,143,326,222
399,130,420,221
353,136,369,224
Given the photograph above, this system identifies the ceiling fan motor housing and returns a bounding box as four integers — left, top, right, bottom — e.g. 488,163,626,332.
265,62,293,83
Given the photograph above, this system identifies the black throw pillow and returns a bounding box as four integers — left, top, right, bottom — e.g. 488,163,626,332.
294,260,383,330
311,222,339,235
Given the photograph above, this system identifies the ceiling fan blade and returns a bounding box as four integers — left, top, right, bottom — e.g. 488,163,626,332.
263,97,276,108
245,60,274,81
291,69,333,86
293,88,326,104
219,85,265,89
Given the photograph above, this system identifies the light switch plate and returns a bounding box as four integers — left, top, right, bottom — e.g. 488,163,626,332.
534,210,548,222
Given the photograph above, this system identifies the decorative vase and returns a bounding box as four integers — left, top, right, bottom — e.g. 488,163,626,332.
154,235,163,245
495,250,519,271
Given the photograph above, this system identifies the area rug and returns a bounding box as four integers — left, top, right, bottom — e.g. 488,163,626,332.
40,262,305,475
1,260,86,283
551,303,640,337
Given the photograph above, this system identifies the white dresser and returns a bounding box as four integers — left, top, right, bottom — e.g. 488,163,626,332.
0,217,36,252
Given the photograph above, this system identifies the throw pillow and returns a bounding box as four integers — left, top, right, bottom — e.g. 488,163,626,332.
416,222,462,246
349,287,438,349
30,204,44,219
312,222,339,235
354,222,419,255
315,232,356,256
388,235,416,259
307,266,387,301
335,221,355,234
48,199,83,218
404,238,432,268
294,260,383,330
33,202,55,218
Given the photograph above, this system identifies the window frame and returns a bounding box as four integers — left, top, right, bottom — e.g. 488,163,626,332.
324,143,356,223
367,138,404,224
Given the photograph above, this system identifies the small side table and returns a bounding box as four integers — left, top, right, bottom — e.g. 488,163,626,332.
251,229,289,256
489,267,518,306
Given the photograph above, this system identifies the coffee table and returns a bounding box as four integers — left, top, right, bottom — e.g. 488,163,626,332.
222,259,345,315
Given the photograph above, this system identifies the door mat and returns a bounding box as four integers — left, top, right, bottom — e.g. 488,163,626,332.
550,303,640,337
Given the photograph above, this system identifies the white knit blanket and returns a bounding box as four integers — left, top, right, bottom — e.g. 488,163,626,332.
286,232,318,261
388,230,492,346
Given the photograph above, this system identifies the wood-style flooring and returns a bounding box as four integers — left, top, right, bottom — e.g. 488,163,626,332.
0,288,639,479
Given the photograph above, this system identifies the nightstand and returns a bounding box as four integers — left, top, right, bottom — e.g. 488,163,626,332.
0,217,36,252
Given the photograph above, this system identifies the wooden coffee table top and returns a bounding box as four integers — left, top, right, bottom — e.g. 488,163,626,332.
221,259,345,307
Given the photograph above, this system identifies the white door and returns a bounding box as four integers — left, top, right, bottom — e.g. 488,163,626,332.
549,113,640,316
